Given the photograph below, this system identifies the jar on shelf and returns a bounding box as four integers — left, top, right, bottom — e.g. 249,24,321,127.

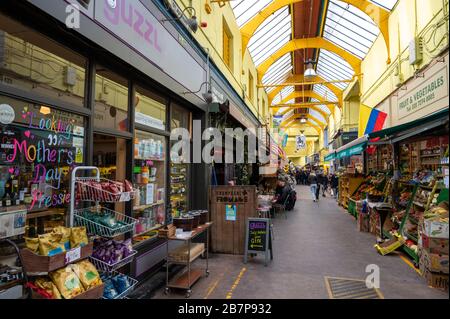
142,167,149,184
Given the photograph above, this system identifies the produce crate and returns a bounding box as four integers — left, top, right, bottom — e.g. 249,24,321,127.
30,283,104,299
20,243,93,275
374,235,405,255
158,224,176,238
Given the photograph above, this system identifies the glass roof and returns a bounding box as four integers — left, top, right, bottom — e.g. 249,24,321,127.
323,0,379,59
262,53,293,91
316,49,354,90
272,86,295,105
230,0,396,130
370,0,398,10
231,0,273,27
248,7,292,66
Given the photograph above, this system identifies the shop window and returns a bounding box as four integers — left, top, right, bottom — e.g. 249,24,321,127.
0,95,85,236
222,19,233,72
132,130,167,245
94,67,129,132
248,72,254,102
135,86,166,131
169,104,191,217
0,13,86,107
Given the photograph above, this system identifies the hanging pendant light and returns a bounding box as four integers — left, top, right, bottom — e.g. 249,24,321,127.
304,59,317,80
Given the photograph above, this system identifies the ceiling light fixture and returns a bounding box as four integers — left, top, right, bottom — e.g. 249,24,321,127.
304,59,317,80
300,118,307,124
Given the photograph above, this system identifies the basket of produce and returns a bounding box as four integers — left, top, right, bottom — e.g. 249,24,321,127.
28,260,104,299
20,226,92,274
90,238,137,272
74,207,137,238
76,178,136,203
101,271,138,299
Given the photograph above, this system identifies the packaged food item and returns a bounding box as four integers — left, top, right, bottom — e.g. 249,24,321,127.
70,226,89,248
111,274,131,293
103,279,118,299
34,277,62,299
25,237,39,253
71,260,102,290
52,226,71,250
49,266,85,299
38,233,66,257
92,239,134,265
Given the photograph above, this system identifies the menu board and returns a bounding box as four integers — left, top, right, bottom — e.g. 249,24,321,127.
247,219,268,252
244,217,273,266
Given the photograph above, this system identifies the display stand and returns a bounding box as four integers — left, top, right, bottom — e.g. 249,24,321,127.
164,222,212,298
70,166,139,299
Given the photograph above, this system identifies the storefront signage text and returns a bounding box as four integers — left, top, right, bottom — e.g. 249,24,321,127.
398,67,448,119
102,0,162,53
216,190,249,203
6,109,78,210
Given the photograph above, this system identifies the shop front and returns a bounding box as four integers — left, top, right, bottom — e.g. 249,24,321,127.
0,0,211,296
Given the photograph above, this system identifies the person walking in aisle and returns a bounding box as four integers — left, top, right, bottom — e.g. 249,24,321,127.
321,172,328,197
331,174,339,198
308,171,318,202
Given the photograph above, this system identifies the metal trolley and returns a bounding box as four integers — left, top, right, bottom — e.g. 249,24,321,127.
164,222,212,298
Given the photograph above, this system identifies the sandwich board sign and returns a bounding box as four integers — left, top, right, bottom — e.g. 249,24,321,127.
244,217,273,266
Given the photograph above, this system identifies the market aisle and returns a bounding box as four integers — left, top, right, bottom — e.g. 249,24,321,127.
152,185,447,299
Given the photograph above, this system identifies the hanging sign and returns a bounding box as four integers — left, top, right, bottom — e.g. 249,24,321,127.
296,134,306,150
244,218,273,266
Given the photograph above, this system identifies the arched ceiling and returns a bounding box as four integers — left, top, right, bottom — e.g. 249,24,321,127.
231,0,397,133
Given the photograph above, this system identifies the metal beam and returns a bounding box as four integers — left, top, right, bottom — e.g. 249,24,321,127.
257,38,362,83
259,79,353,88
241,0,390,63
281,114,326,128
267,74,344,107
272,90,339,113
276,105,330,119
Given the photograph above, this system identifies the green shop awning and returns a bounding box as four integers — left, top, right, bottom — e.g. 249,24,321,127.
368,109,449,141
335,135,368,159
324,153,336,161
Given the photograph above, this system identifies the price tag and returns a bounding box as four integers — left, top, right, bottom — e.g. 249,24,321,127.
65,247,81,264
119,192,131,202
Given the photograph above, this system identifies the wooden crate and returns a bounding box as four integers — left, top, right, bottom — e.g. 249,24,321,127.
20,242,93,274
158,224,176,238
31,283,104,299
209,186,257,255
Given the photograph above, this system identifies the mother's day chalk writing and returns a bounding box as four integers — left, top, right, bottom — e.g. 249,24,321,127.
5,108,80,210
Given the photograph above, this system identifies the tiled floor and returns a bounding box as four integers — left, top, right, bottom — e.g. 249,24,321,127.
132,185,448,299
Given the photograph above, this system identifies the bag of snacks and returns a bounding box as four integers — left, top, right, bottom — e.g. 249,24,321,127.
71,260,102,290
52,226,71,250
49,266,85,299
38,233,66,256
25,237,39,253
34,277,62,299
70,226,89,248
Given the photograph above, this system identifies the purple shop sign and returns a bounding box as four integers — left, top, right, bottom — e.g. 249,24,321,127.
94,0,205,96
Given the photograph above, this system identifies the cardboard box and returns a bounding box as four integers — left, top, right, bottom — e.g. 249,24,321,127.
420,249,449,274
357,212,370,232
422,219,449,239
420,234,449,255
422,268,449,291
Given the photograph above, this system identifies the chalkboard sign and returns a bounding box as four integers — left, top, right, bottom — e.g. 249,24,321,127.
247,220,268,251
244,217,273,266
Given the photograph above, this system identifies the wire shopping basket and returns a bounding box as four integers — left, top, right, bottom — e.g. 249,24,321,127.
74,206,137,238
90,250,138,272
101,270,139,299
76,177,136,203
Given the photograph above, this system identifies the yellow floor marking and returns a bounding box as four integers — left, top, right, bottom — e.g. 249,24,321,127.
399,254,422,275
204,272,225,300
225,267,247,299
